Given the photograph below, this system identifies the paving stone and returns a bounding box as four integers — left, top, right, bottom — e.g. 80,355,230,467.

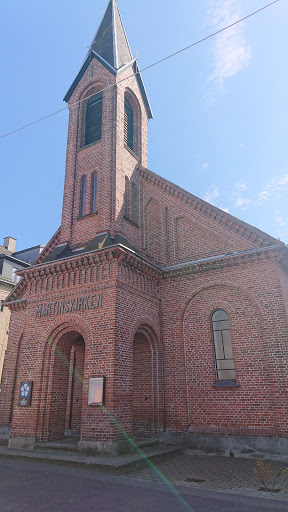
126,453,288,501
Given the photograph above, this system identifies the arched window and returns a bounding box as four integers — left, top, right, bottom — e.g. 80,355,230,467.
80,176,87,217
131,181,138,223
85,92,103,146
91,173,98,214
124,176,129,216
212,310,236,381
124,97,134,151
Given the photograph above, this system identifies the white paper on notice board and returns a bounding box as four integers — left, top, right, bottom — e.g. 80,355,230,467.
88,378,104,405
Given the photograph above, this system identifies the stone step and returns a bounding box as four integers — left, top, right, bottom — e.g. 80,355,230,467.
35,437,163,454
133,438,162,450
35,438,79,452
0,443,182,475
119,445,182,473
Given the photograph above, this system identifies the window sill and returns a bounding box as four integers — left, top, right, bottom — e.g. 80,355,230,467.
123,215,139,228
79,139,101,152
77,212,98,221
124,144,140,161
212,380,240,389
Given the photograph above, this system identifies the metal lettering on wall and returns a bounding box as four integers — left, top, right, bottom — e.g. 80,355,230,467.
35,294,103,318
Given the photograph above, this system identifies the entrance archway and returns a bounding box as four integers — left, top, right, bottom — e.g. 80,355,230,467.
133,329,161,439
44,330,85,442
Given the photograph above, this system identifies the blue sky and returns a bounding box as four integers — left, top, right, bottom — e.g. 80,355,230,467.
0,0,287,250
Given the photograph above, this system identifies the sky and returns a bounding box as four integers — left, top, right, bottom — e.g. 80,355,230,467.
0,0,287,251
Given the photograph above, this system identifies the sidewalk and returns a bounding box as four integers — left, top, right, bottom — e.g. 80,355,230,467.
126,452,288,501
1,438,288,502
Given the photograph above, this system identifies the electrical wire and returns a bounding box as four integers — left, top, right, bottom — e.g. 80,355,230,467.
0,0,280,140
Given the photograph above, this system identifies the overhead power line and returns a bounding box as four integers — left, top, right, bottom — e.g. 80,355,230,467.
0,0,280,140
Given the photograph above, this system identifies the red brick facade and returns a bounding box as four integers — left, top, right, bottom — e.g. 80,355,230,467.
1,0,288,455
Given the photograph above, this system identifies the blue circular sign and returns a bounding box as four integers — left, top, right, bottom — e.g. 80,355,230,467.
20,382,31,398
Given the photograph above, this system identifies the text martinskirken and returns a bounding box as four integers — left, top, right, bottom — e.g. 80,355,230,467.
35,294,102,318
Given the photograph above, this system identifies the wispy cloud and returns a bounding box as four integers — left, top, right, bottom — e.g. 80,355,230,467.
235,182,248,192
207,0,252,86
275,215,288,227
232,181,251,210
235,197,252,209
274,212,288,242
203,184,229,212
258,174,288,201
204,184,219,204
231,174,288,211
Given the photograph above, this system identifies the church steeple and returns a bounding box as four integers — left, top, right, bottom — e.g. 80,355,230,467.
88,0,133,70
64,1,152,118
64,0,144,104
60,0,152,249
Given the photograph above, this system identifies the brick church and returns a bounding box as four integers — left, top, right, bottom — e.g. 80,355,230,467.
1,0,288,456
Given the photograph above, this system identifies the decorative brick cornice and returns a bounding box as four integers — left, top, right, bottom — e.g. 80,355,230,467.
4,297,27,312
161,245,284,281
13,244,160,287
5,244,286,301
138,165,283,250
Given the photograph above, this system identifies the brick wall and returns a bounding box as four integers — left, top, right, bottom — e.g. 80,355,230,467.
160,254,288,437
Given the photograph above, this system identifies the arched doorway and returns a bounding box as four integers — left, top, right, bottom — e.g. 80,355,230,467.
133,329,161,439
42,330,85,442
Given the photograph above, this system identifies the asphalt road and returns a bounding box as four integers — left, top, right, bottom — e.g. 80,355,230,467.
0,458,287,512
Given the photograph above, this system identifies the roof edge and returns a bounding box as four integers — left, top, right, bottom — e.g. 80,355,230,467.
133,61,153,119
63,52,117,103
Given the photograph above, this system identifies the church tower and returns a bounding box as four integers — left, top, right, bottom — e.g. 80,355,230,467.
59,0,153,251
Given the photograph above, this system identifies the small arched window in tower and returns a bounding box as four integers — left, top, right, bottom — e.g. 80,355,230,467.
131,181,138,224
124,176,130,217
80,176,87,217
85,92,103,146
91,173,98,214
212,310,236,381
124,97,134,151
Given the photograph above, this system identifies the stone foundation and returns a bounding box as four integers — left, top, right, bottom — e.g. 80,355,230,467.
161,432,288,457
0,425,11,439
9,436,35,451
78,439,135,457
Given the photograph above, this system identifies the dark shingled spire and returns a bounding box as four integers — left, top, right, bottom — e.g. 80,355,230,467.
64,0,152,118
89,0,133,70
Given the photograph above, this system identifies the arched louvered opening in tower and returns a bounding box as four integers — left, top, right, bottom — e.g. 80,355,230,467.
124,97,134,151
85,92,103,146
